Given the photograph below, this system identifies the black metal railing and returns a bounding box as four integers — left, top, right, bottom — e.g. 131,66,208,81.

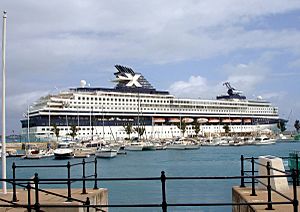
241,154,299,212
11,158,97,202
0,155,297,211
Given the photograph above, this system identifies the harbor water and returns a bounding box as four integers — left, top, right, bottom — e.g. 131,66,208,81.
1,141,300,212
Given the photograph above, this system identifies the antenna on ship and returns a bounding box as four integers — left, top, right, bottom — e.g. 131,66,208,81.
1,11,7,194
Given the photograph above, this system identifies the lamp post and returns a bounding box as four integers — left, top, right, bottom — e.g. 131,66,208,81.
1,11,7,194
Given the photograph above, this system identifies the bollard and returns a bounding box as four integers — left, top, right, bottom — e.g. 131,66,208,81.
27,182,31,212
93,158,98,189
240,155,245,187
292,169,299,212
265,162,273,210
85,197,90,212
250,157,256,196
161,171,167,212
33,173,40,212
82,159,87,194
12,162,18,202
67,161,72,201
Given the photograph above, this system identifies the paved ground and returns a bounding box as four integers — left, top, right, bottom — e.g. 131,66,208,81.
233,186,299,212
0,188,108,212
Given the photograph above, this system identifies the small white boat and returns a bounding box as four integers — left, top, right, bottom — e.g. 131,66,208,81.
166,141,186,150
141,142,156,151
254,136,276,145
124,142,144,151
54,142,74,159
95,147,117,158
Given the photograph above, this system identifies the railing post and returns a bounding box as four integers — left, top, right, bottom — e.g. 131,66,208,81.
67,161,72,201
27,182,31,212
161,171,167,212
12,162,18,202
250,157,256,196
296,154,299,186
292,169,299,212
93,158,98,189
240,155,245,187
84,197,90,212
33,173,40,212
265,162,273,210
82,159,87,194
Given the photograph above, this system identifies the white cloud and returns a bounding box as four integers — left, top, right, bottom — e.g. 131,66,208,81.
169,75,210,98
2,0,300,132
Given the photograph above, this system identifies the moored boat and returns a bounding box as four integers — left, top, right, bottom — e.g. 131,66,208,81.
53,142,75,159
95,147,117,158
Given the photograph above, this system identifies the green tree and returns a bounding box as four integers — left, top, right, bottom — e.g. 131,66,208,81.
176,120,187,137
277,120,287,133
69,124,78,140
123,123,133,139
134,125,145,139
294,120,300,133
51,124,60,141
223,124,230,134
192,121,201,137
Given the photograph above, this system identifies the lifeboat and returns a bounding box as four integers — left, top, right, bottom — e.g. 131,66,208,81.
153,118,165,123
243,118,252,123
168,118,180,123
208,118,220,123
182,118,194,123
222,119,231,123
231,119,242,123
197,118,209,123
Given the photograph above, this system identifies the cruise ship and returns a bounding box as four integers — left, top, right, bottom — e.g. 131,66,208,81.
21,65,280,142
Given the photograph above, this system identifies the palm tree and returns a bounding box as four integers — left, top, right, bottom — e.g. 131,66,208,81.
123,123,133,140
192,121,201,137
134,125,145,139
294,120,300,133
51,124,60,141
69,124,78,140
223,124,230,135
176,120,187,137
277,120,286,133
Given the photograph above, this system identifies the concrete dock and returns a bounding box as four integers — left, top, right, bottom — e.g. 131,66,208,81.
233,186,299,212
0,188,108,212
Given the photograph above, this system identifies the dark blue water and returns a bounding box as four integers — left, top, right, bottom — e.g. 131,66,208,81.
2,141,300,212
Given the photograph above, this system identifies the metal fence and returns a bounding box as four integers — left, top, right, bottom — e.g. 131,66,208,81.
0,156,298,211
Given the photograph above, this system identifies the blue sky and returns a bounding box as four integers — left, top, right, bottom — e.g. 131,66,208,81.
1,0,300,133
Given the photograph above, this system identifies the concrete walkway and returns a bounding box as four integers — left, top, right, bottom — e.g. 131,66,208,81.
233,186,299,212
0,188,108,212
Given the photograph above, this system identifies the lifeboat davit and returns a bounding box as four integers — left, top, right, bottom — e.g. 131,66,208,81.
197,118,209,123
208,118,220,123
182,118,194,123
168,118,181,123
153,118,165,123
